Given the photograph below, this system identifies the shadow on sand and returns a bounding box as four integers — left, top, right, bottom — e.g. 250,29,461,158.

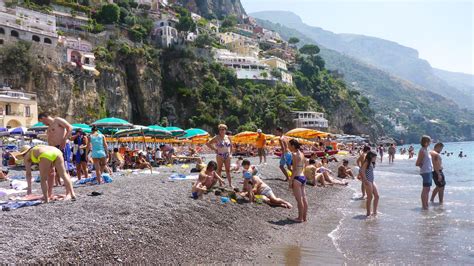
268,218,301,226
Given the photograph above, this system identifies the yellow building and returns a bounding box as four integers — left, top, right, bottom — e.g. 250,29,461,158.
260,57,288,71
0,89,38,128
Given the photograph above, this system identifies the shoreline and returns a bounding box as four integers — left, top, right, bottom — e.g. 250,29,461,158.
0,155,355,264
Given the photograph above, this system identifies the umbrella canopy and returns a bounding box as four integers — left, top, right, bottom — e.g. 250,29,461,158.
232,131,258,144
29,122,48,132
148,125,168,131
180,128,209,139
114,127,171,138
165,127,185,137
71,123,92,134
0,127,7,132
91,117,133,129
285,128,329,139
9,127,28,135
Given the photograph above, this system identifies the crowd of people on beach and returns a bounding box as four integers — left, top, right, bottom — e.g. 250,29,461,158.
1,113,464,222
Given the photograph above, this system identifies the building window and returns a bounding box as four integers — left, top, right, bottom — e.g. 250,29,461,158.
5,104,11,115
0,28,4,34
0,107,3,115
0,39,3,45
44,38,52,44
32,35,40,42
25,106,31,117
10,30,19,38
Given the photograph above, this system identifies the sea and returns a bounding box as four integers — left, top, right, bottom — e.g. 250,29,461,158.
282,141,474,264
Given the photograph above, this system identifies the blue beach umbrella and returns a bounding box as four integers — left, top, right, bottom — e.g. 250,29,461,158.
180,128,209,139
165,127,185,137
29,122,48,132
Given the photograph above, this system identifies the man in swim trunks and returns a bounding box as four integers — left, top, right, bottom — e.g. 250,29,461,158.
275,126,292,181
430,143,446,204
14,145,76,203
38,112,73,193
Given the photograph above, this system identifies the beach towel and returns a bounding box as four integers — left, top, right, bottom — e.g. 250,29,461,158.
169,173,199,180
1,200,42,211
11,180,28,190
0,188,26,197
74,174,113,186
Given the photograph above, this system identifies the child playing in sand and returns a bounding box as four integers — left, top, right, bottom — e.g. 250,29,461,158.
360,151,379,216
191,180,207,199
241,159,258,202
199,161,225,189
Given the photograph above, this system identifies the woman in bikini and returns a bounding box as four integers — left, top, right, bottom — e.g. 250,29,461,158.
288,139,308,222
16,145,76,203
206,124,233,187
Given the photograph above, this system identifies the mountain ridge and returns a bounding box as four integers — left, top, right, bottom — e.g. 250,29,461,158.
250,10,474,110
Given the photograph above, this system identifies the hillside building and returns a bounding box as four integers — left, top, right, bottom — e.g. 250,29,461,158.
260,57,293,84
214,49,274,81
292,111,329,130
0,6,58,46
0,87,38,128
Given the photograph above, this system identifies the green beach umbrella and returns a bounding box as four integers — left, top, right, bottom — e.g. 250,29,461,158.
91,117,133,129
29,122,48,132
114,127,171,138
149,125,168,131
165,127,185,137
180,128,209,139
71,123,92,134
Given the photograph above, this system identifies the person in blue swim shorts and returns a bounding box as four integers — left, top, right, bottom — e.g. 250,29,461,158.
276,127,292,181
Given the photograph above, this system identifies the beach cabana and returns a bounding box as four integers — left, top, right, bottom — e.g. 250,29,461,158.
285,128,329,139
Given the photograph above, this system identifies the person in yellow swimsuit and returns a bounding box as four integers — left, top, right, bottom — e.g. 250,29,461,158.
14,145,76,203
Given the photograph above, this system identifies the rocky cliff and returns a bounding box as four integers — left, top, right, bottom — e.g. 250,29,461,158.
173,0,246,19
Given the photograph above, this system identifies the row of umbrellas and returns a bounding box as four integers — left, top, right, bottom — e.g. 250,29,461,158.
231,128,329,145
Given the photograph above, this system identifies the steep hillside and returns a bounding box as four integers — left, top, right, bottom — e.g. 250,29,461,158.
251,11,474,110
173,0,246,19
254,18,474,142
433,68,474,95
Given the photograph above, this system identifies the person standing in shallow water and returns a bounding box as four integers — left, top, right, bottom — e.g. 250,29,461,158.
388,143,396,164
206,124,233,187
416,135,433,210
378,145,384,163
360,151,379,217
430,143,446,204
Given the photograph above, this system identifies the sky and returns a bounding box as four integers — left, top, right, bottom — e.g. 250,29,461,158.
241,0,474,75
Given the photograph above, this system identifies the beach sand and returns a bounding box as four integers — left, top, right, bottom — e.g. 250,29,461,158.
0,155,353,264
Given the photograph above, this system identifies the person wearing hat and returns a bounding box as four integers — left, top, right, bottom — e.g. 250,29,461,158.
255,129,267,165
13,145,76,203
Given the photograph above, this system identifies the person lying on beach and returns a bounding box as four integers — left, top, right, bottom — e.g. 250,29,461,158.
13,145,76,203
337,159,354,179
241,159,258,202
312,160,348,186
251,175,292,208
199,161,225,189
191,180,207,199
136,152,152,174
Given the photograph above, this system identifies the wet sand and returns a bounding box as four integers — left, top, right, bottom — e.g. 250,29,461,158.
0,155,353,264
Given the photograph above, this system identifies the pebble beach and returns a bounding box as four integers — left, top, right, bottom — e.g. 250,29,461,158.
0,155,353,264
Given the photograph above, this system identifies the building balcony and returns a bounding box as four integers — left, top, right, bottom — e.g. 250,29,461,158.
0,90,37,103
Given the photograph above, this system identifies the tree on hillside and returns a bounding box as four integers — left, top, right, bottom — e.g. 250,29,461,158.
288,37,300,45
300,44,320,57
98,4,120,25
221,15,238,28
